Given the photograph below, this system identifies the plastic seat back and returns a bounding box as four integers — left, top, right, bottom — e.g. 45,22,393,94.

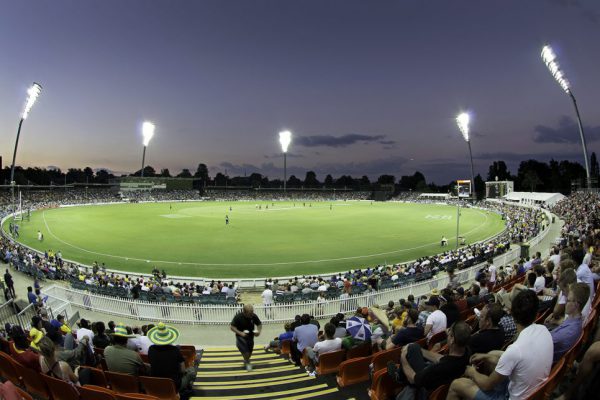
315,349,347,375
0,351,22,386
14,362,51,400
368,368,402,400
429,384,450,400
336,355,372,387
280,339,292,357
15,386,34,400
115,394,159,400
346,342,371,359
80,385,117,400
105,371,140,394
139,376,179,400
428,331,447,350
41,374,80,400
178,345,196,368
526,358,565,400
372,346,403,373
81,366,109,388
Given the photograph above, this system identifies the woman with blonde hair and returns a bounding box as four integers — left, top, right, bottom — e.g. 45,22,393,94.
38,336,80,386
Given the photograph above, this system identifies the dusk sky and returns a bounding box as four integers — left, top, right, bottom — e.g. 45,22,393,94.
1,0,599,184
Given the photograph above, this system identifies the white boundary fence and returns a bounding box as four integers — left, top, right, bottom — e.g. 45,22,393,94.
42,234,543,325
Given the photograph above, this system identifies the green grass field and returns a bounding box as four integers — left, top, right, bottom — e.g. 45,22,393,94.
3,201,505,278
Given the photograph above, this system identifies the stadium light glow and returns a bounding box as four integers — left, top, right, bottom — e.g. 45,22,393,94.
11,82,43,215
142,121,155,146
541,45,570,93
456,112,470,142
456,112,475,201
279,130,292,153
278,130,292,191
22,82,42,120
540,44,591,187
141,121,155,177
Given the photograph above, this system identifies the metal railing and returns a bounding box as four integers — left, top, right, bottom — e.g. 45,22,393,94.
42,245,526,325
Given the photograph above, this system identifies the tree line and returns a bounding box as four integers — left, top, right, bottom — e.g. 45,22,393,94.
1,152,597,196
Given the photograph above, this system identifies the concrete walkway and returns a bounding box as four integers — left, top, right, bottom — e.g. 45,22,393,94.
1,217,564,348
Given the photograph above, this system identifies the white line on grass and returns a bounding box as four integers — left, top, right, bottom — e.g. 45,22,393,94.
41,208,492,267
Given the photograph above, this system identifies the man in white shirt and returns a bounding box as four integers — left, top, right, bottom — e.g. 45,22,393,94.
304,322,342,375
261,285,273,318
138,324,155,354
424,296,447,342
549,247,561,270
447,290,553,400
488,264,497,291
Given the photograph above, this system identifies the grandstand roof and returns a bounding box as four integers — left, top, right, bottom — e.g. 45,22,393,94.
503,191,565,206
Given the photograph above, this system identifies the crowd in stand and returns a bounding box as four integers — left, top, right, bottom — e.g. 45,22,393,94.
262,192,599,399
203,188,371,201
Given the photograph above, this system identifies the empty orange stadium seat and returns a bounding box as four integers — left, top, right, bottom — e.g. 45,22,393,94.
346,342,371,359
139,376,179,400
13,362,51,400
178,345,196,368
80,385,118,400
428,330,447,350
115,394,159,400
81,366,109,388
429,384,450,400
315,349,347,375
372,346,403,373
105,371,140,394
280,339,292,358
0,351,22,387
336,355,372,387
368,368,402,400
41,374,80,400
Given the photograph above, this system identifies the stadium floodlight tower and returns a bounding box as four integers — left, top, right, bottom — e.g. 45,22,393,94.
140,121,155,178
456,112,475,200
10,82,42,214
279,130,292,192
541,45,591,188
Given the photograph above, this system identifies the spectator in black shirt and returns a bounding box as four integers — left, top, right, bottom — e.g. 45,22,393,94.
440,289,460,327
466,284,481,308
469,303,505,354
92,321,111,349
388,321,471,394
386,309,424,348
147,322,196,393
230,304,262,371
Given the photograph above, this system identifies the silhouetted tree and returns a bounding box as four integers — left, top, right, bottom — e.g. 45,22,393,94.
487,161,511,182
177,169,192,178
304,171,319,188
324,174,334,187
160,168,171,177
591,152,599,178
194,163,210,181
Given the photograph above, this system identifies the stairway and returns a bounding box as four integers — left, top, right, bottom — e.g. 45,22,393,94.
192,346,368,400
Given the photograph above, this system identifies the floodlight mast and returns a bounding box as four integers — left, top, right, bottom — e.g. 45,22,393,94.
10,82,42,215
141,121,155,178
279,130,292,192
456,112,475,200
541,45,591,188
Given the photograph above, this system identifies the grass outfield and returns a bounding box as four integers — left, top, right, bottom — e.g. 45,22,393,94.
3,201,505,278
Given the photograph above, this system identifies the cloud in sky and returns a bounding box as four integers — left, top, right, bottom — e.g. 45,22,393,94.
533,116,600,144
547,0,600,24
295,134,395,148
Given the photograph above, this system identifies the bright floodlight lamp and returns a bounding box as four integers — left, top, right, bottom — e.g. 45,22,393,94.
279,130,292,191
541,44,591,188
456,112,475,201
10,82,43,214
140,121,155,177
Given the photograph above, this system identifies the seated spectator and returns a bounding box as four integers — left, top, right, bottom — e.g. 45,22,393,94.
290,314,318,366
550,283,589,363
76,318,95,343
495,285,525,343
147,322,196,392
469,303,505,354
447,290,553,400
466,284,481,308
386,309,424,349
50,314,72,336
424,296,447,343
264,322,293,352
38,336,80,386
332,317,347,339
545,268,577,329
138,324,155,354
440,288,460,327
92,321,111,349
455,287,468,312
104,323,146,375
29,316,45,351
304,322,342,375
387,321,471,396
9,325,41,372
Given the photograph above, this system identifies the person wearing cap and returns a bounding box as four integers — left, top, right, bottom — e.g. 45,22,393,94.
424,296,446,342
104,323,146,376
230,304,262,371
147,322,195,392
447,290,553,400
